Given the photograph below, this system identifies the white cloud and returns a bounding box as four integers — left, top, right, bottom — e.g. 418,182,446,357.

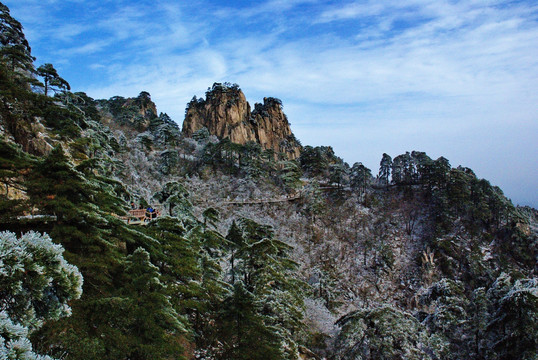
6,0,537,205
53,23,91,42
212,0,319,19
317,2,386,22
59,39,113,55
89,63,106,70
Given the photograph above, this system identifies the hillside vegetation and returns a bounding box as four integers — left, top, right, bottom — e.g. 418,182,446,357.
1,3,536,359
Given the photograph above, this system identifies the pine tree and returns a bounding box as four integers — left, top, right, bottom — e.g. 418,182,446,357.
36,63,70,96
379,153,392,185
225,218,306,358
141,215,227,345
278,160,302,191
218,282,282,360
118,248,187,360
149,112,180,146
419,278,469,358
226,220,243,284
334,305,446,360
485,273,538,360
0,141,33,223
431,156,451,190
329,162,348,189
187,224,229,342
142,190,229,353
153,181,192,218
24,145,159,360
0,2,34,73
412,151,433,185
299,146,329,178
0,231,82,360
202,207,220,230
1,311,55,360
350,162,371,196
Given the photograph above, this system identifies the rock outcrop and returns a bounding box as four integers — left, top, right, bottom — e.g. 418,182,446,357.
182,83,301,159
101,91,158,131
0,108,55,156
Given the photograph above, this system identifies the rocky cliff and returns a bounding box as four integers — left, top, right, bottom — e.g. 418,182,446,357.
182,83,301,159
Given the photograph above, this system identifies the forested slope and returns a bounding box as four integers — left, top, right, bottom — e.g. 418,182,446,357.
1,3,537,359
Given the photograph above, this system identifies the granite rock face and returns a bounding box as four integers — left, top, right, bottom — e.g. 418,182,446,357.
183,83,301,159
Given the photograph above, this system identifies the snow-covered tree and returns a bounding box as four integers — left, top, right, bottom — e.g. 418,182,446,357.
158,149,179,175
1,312,55,360
419,278,468,357
485,273,538,360
149,112,180,147
0,231,82,360
192,127,210,143
329,163,348,188
218,282,282,360
334,305,446,360
152,181,192,218
202,207,220,229
225,218,306,358
0,231,82,329
278,160,302,191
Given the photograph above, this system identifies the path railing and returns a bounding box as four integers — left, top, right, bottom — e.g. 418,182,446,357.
220,193,302,205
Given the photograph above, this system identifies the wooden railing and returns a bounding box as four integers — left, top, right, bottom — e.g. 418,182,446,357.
129,209,148,218
114,206,162,225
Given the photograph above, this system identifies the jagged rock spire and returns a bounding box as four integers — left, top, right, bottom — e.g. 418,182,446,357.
182,83,301,159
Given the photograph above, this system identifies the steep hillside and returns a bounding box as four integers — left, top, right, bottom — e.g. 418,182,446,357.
51,86,538,358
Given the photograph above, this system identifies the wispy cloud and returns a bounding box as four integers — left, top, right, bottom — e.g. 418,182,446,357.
213,0,319,19
4,0,538,206
317,2,386,22
52,23,91,42
59,39,113,55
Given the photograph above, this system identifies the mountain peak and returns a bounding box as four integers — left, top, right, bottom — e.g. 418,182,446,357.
182,83,301,159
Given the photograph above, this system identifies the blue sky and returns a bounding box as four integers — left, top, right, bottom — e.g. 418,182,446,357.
5,0,538,206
